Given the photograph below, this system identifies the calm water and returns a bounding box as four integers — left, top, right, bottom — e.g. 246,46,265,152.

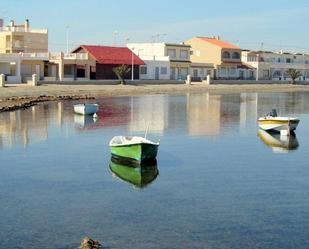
1,92,309,249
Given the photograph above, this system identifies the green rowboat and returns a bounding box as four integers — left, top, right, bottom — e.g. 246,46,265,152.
109,136,159,162
109,156,159,188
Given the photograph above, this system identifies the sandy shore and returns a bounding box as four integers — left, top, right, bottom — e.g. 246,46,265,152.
1,83,309,112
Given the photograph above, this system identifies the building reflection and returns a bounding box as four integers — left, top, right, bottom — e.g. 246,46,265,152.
0,102,72,150
186,93,221,136
1,92,309,150
0,107,48,149
128,95,168,135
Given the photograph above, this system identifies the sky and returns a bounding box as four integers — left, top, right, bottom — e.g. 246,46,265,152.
1,0,309,53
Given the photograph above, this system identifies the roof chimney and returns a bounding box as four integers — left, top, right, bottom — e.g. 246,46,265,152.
9,20,14,27
0,19,3,28
24,19,29,30
216,35,220,40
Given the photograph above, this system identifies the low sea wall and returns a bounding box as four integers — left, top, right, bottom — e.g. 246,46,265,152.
40,79,185,85
211,80,309,85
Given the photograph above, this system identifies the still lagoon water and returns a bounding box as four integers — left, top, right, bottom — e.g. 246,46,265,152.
1,92,309,249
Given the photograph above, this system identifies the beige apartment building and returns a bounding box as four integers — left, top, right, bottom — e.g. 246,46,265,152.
0,19,49,83
185,36,255,80
0,19,48,53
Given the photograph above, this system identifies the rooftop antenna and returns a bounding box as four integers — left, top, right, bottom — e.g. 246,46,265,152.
261,42,264,51
113,30,119,46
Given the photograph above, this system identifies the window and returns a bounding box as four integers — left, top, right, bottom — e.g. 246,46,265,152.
232,52,240,59
220,67,227,75
160,67,167,75
230,68,236,75
167,49,176,59
179,68,188,80
140,66,147,74
21,64,32,76
222,51,230,59
249,71,254,78
64,65,74,76
286,58,292,63
263,70,270,78
180,50,188,59
273,70,281,78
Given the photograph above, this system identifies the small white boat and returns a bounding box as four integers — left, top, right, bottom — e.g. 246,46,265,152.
74,104,99,115
258,109,299,135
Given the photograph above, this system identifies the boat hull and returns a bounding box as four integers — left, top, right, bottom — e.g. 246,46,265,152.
110,143,158,162
109,157,158,188
74,104,99,115
258,118,299,132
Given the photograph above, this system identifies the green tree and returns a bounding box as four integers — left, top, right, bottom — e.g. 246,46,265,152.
286,68,302,84
113,65,130,85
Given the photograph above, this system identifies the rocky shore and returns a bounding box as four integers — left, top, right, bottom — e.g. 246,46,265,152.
0,94,94,113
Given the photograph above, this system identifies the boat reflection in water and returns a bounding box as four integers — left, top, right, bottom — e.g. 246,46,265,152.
258,129,299,153
74,114,98,129
109,156,159,189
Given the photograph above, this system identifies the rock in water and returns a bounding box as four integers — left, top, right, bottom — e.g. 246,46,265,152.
80,237,102,249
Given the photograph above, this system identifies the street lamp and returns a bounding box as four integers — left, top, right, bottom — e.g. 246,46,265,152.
65,25,70,53
131,47,135,81
256,53,259,81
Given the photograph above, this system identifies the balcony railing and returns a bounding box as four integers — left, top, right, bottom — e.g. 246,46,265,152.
49,52,88,61
0,26,48,34
63,53,88,60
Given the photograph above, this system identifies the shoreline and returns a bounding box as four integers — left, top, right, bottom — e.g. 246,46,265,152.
1,83,309,112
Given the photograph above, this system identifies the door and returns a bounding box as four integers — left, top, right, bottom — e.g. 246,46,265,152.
35,64,41,79
239,70,244,79
155,67,160,80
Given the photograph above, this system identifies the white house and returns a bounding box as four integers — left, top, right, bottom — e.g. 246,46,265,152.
242,50,309,81
127,43,191,80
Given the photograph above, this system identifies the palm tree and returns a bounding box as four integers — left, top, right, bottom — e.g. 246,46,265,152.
113,65,130,85
286,68,302,84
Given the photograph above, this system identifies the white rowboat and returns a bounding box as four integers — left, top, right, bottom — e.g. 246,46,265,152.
74,104,99,115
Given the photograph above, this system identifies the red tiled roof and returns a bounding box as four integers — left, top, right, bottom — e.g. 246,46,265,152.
75,45,145,65
198,37,240,49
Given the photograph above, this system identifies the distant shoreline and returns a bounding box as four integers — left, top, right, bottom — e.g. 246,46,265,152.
1,83,309,113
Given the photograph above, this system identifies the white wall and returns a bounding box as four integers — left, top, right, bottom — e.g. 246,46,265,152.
127,43,166,57
139,55,170,80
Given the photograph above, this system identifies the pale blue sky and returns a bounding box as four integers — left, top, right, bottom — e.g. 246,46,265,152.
2,0,309,52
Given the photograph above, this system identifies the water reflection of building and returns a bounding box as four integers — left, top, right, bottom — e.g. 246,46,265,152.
0,102,73,150
128,95,168,135
0,107,48,149
257,92,309,117
186,93,221,136
240,93,258,128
